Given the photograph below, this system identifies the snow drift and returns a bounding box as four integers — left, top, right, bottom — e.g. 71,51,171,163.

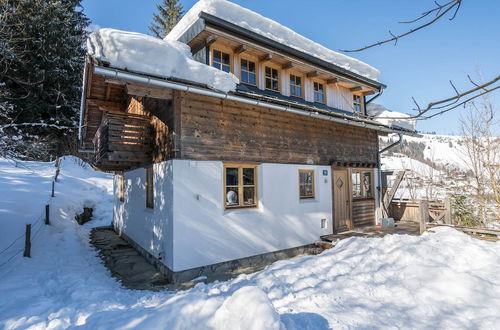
166,0,381,81
87,28,237,92
367,103,416,130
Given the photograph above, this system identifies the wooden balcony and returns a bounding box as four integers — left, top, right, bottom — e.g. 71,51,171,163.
93,112,152,171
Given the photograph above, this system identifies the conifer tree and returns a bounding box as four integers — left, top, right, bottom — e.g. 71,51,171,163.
0,0,89,158
149,0,183,39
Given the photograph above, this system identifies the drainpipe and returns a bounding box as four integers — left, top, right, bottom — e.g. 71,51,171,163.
376,133,403,221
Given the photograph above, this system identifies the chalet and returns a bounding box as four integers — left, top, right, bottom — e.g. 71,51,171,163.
79,0,416,283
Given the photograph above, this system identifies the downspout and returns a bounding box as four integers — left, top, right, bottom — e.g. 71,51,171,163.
376,132,403,221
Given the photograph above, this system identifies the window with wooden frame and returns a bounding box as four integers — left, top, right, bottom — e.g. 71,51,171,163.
289,74,302,98
240,58,257,86
265,66,280,92
212,49,231,73
313,82,326,103
351,170,373,199
118,174,125,202
224,164,258,209
299,169,315,199
353,95,363,113
146,167,154,208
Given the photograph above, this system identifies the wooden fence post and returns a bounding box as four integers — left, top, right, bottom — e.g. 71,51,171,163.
444,197,452,225
23,224,31,258
419,199,429,234
45,204,50,225
51,180,55,197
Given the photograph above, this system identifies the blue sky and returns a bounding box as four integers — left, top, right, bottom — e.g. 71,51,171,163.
82,0,500,135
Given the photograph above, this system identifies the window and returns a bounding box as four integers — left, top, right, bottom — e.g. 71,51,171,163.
299,169,315,199
313,82,325,103
289,74,302,98
212,49,230,73
146,167,154,208
353,95,362,113
118,174,125,202
265,66,279,91
224,164,258,209
351,170,373,199
240,59,257,85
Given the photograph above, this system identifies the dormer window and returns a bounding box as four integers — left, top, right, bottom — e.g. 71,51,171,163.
353,95,362,113
290,74,302,98
240,58,257,86
313,82,325,104
265,66,279,92
212,49,231,73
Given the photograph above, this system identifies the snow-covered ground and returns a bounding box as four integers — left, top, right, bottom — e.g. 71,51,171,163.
1,157,499,329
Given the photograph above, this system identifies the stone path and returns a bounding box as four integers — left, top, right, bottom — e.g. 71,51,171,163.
90,226,170,290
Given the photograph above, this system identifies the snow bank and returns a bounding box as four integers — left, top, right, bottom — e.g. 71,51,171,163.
87,28,237,92
167,0,380,81
1,157,499,329
367,103,416,130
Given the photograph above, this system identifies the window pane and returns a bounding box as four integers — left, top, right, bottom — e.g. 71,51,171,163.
297,87,302,97
243,168,254,185
248,61,255,72
272,68,278,79
272,80,279,91
265,78,272,90
213,50,221,62
265,67,271,76
363,172,372,197
212,63,221,70
222,64,230,73
249,73,256,85
226,187,239,206
241,59,248,71
226,167,238,186
241,71,248,83
296,76,301,85
243,187,255,205
222,52,230,64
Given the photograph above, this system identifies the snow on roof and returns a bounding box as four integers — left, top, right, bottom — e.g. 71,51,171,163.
166,0,381,81
87,28,237,92
367,103,416,131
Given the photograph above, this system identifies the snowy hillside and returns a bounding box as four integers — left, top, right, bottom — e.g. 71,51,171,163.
1,157,499,329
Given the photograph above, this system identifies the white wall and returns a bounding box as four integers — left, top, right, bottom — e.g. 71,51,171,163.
171,160,332,271
113,162,174,269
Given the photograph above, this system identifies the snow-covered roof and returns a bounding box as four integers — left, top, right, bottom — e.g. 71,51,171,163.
166,0,381,81
367,103,416,131
87,28,237,93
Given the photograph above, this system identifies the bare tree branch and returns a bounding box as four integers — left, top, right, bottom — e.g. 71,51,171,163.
340,0,462,52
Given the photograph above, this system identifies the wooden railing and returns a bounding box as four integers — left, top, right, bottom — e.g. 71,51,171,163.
92,112,152,171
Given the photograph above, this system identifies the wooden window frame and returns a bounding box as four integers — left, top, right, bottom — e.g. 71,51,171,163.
313,81,326,104
264,65,280,92
299,169,315,199
353,94,363,114
211,48,231,73
351,169,374,200
289,73,303,98
118,174,125,202
240,57,258,86
146,166,154,209
223,163,259,210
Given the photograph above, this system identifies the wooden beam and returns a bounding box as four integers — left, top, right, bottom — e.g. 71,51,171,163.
281,61,294,70
350,86,363,92
326,78,338,85
260,53,273,63
87,99,123,112
105,78,127,86
105,84,111,100
362,90,375,96
126,82,173,100
191,35,218,55
234,44,246,54
306,71,319,78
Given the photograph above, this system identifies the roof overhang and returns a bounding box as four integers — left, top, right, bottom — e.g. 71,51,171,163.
197,12,386,91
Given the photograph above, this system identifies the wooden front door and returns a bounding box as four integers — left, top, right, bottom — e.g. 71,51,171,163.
333,169,351,232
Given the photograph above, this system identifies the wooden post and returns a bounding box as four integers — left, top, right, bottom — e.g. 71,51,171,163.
51,180,55,197
23,224,31,258
419,199,429,234
54,168,60,182
45,204,50,225
444,197,452,225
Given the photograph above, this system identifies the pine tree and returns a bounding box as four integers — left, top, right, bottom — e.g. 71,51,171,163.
0,0,89,158
149,0,183,39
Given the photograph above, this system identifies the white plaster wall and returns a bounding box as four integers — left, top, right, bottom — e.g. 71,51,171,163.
171,160,332,271
113,161,174,269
